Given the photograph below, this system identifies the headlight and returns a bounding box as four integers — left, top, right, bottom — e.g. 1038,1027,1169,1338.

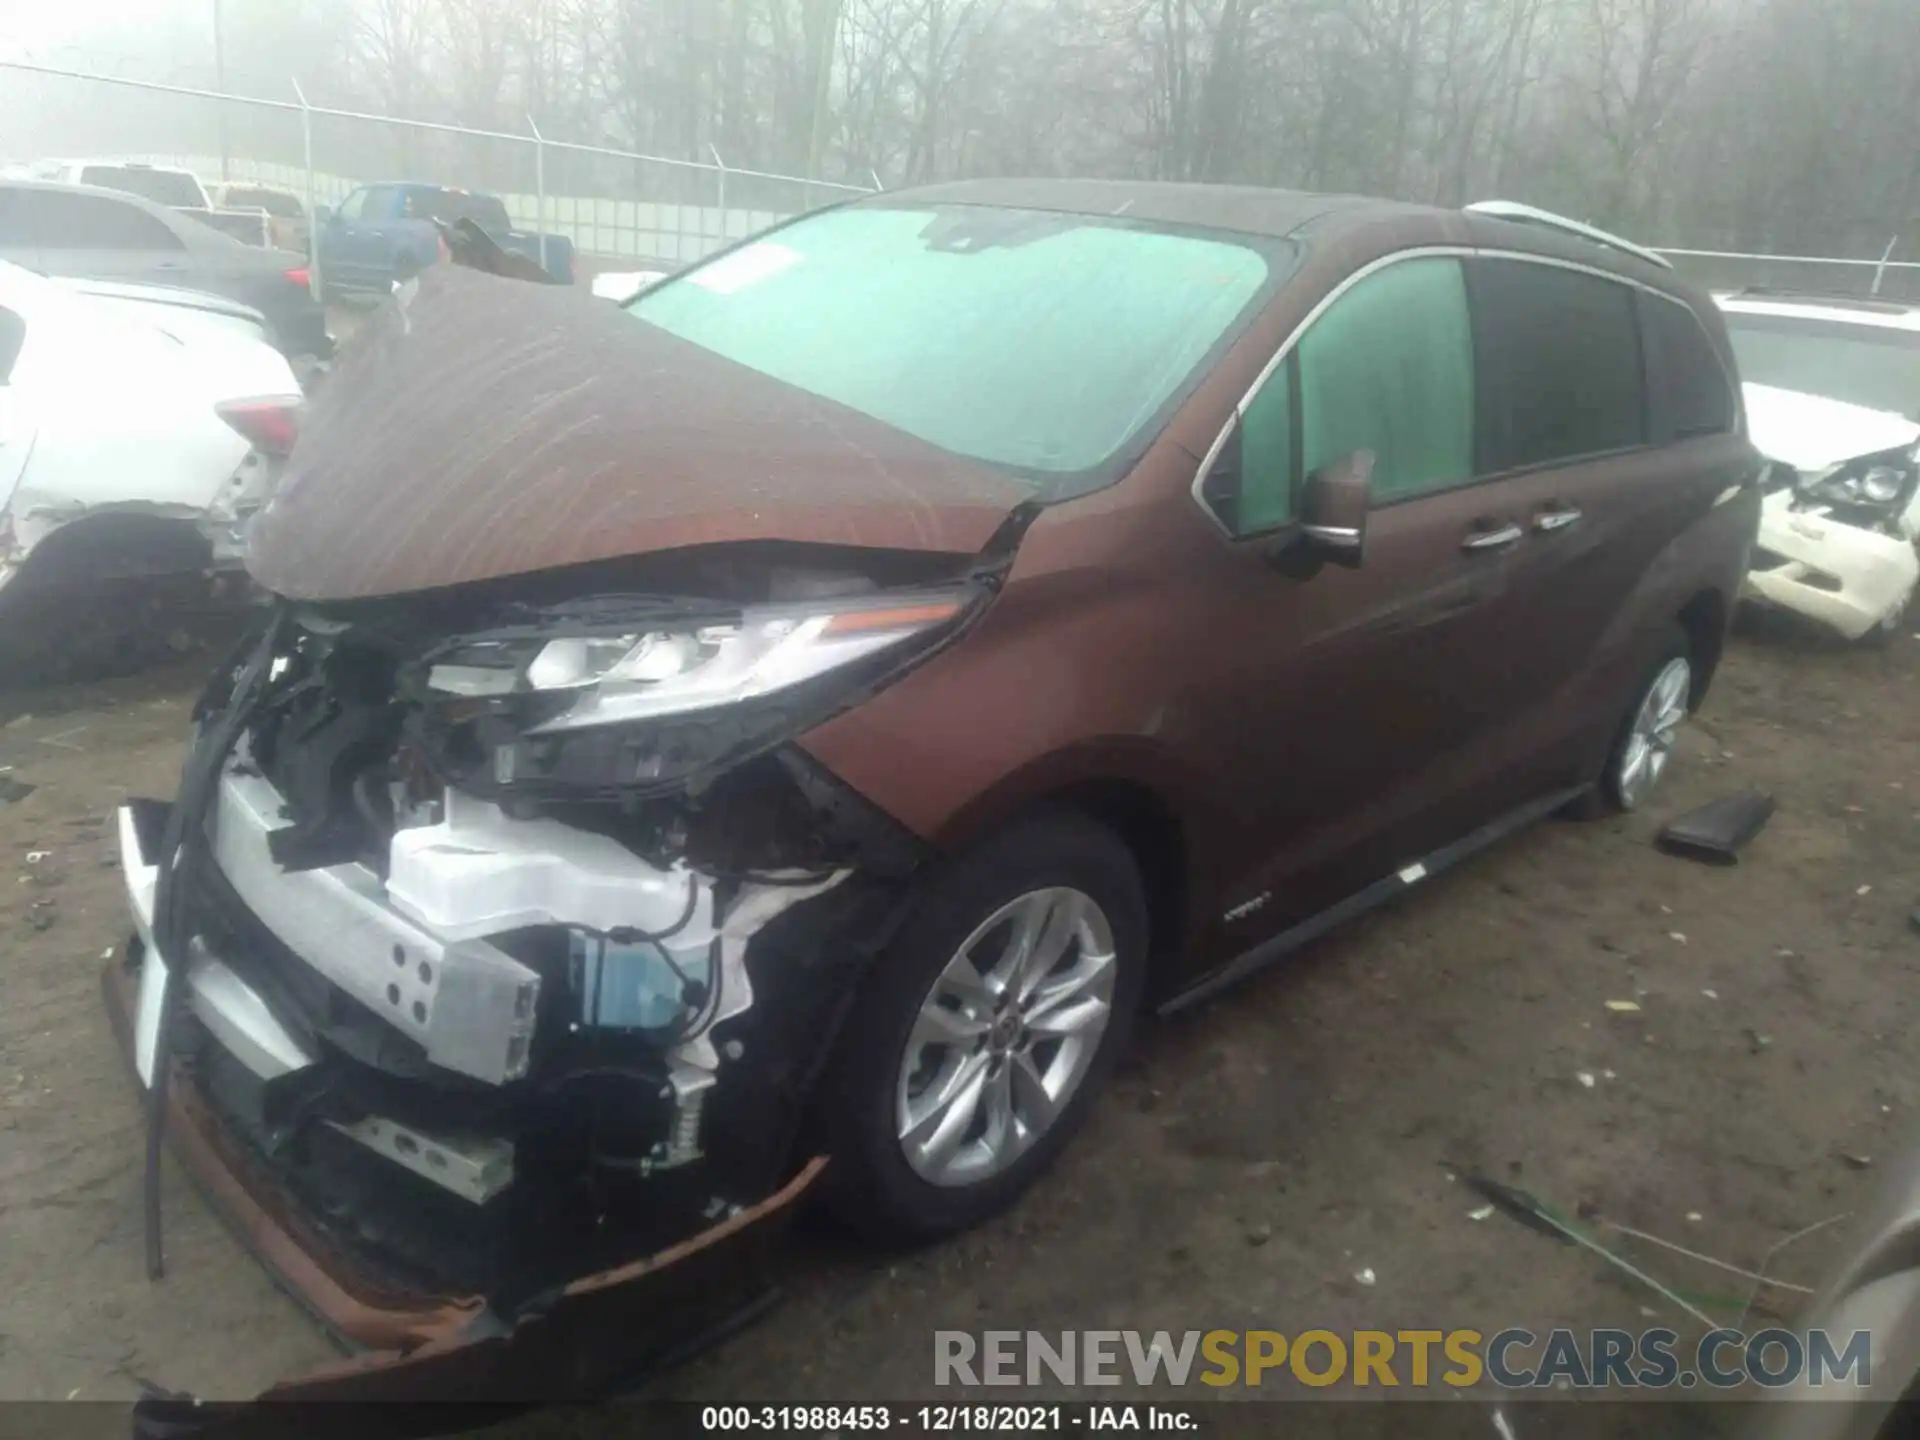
1799,450,1916,511
412,590,980,798
1859,465,1905,503
521,599,968,733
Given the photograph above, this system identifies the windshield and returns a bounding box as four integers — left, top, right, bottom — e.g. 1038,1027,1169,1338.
80,165,205,209
1725,310,1920,419
628,203,1287,494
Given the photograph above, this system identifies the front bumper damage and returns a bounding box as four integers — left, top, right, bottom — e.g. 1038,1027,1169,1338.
109,772,843,1415
1744,490,1919,640
103,633,941,1418
104,490,1025,1418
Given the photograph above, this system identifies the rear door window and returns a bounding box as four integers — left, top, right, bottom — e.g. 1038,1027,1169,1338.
1639,293,1735,441
19,190,184,252
1470,257,1645,472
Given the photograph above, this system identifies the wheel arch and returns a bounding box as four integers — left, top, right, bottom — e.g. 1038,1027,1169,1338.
930,742,1212,1000
1676,586,1730,705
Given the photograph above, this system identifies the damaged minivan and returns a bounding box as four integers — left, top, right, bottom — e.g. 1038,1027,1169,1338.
112,181,1764,1403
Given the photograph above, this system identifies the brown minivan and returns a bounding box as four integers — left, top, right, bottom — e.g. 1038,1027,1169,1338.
112,180,1760,1404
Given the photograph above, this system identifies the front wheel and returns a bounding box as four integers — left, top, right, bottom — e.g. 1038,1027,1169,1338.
816,811,1147,1243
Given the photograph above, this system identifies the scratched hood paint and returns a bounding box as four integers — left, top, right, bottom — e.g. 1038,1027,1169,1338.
246,265,1027,600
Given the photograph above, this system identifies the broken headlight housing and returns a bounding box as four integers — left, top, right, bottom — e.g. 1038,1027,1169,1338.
1796,444,1919,520
412,590,979,799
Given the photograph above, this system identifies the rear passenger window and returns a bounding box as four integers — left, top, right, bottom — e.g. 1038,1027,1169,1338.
22,191,183,252
1638,293,1734,440
1471,258,1645,472
1299,257,1475,503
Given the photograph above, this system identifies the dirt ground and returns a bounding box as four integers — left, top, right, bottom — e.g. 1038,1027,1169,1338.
2,613,1917,1429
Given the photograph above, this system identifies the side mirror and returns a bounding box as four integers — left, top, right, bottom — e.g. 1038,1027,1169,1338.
1298,450,1374,568
315,204,335,228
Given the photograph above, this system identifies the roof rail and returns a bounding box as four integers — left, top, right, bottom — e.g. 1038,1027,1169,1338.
1464,200,1674,271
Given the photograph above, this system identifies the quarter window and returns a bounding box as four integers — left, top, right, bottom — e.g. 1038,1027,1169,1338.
1471,257,1645,471
1639,294,1734,440
1214,357,1295,533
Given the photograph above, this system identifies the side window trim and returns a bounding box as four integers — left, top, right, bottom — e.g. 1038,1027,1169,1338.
1187,245,1734,536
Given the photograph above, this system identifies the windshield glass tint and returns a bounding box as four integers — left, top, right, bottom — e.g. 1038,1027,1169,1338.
81,166,203,209
1726,312,1920,418
630,204,1283,492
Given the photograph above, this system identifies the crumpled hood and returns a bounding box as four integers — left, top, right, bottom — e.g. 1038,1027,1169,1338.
246,265,1029,600
1743,382,1920,474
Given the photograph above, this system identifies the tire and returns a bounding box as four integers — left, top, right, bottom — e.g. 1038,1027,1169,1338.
815,810,1148,1243
1569,622,1692,818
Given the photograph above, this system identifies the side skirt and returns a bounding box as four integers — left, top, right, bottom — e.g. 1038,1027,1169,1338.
1159,782,1592,1016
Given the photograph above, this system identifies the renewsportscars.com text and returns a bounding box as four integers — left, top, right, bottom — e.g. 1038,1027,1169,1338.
934,1328,1871,1391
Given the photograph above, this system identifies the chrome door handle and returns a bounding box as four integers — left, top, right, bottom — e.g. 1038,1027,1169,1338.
1462,523,1523,551
1534,507,1583,532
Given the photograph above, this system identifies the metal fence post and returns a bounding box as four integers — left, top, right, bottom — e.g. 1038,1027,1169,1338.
1872,233,1901,297
710,144,727,254
528,113,548,276
870,168,883,193
292,76,319,300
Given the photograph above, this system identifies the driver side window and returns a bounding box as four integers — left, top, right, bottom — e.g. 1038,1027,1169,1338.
335,188,370,222
1205,256,1477,537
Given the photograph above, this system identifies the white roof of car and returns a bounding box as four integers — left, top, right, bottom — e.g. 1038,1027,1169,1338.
1742,381,1920,472
35,158,201,177
1715,292,1920,334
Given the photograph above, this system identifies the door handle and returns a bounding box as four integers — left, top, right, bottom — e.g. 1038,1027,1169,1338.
1533,507,1583,532
1461,523,1523,552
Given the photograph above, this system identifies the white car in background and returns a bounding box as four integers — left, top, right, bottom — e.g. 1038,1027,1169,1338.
52,276,274,349
0,259,302,607
590,267,669,302
1717,292,1920,640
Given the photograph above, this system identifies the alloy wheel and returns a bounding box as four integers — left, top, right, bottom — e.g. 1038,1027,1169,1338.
895,887,1117,1188
1615,655,1691,810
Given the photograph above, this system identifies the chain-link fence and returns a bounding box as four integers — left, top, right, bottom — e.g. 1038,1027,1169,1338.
0,60,872,283
1651,248,1920,304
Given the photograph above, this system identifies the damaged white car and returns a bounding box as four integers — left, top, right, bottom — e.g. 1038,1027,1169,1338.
1721,292,1920,641
0,258,301,610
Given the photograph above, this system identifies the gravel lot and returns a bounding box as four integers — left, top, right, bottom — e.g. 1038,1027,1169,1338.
2,614,1917,1431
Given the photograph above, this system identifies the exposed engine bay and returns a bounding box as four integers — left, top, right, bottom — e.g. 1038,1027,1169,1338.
124,532,1024,1308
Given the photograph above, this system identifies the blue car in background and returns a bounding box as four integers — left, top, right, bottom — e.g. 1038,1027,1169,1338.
314,182,575,297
